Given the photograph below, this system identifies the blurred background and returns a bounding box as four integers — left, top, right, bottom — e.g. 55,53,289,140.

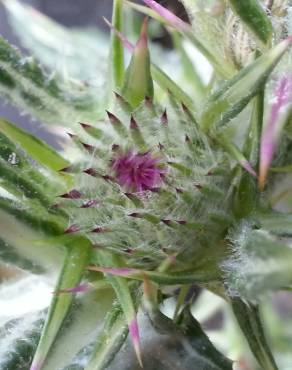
0,0,187,147
0,0,113,147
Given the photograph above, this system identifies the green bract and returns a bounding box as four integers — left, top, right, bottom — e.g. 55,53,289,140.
0,0,292,369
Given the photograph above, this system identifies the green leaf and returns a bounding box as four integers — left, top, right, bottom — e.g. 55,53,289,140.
30,238,91,370
0,310,44,370
110,0,125,90
0,129,66,204
201,38,292,131
96,250,142,366
0,206,65,275
228,0,273,47
0,118,69,171
0,36,102,127
85,303,128,370
110,307,233,370
41,288,115,370
258,211,292,237
231,298,278,370
224,225,292,299
171,32,206,108
88,266,220,285
151,63,196,111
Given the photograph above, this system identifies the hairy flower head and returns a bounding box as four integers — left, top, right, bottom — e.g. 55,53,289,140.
111,150,166,192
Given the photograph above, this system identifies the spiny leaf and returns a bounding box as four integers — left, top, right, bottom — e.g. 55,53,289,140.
88,266,220,285
129,307,233,370
228,0,273,48
171,31,206,108
201,37,292,132
2,0,108,81
41,288,115,370
259,75,292,190
230,298,278,370
0,209,64,275
30,238,91,370
85,303,128,370
110,0,125,90
0,118,69,171
224,224,292,299
95,250,142,367
0,36,101,127
0,310,44,370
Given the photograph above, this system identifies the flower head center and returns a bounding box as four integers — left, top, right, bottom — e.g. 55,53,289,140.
111,150,166,192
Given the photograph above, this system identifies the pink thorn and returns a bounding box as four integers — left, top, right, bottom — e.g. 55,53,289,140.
87,266,138,277
30,360,43,370
240,160,257,178
142,0,189,31
129,317,143,367
55,283,91,294
259,75,292,189
103,17,134,52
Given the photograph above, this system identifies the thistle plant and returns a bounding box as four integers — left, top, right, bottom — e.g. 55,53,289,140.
0,0,292,369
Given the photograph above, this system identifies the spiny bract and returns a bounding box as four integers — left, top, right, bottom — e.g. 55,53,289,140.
0,1,292,370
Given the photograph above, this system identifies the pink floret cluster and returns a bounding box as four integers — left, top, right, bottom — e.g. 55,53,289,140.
111,150,166,192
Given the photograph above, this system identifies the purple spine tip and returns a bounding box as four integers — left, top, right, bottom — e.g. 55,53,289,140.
177,220,187,225
65,224,79,234
181,103,188,113
79,122,92,130
59,166,74,173
129,213,141,218
106,110,121,125
194,183,203,190
82,143,95,153
80,199,98,208
91,226,108,233
59,189,81,199
83,168,98,177
66,132,78,140
130,115,139,130
144,96,153,108
112,144,120,152
161,109,168,125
